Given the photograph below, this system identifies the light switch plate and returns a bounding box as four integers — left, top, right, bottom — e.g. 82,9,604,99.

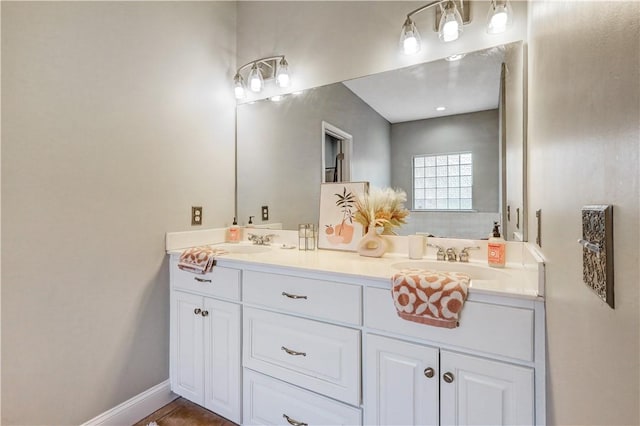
581,205,614,308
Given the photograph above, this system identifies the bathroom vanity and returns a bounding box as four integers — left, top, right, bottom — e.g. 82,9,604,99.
167,233,545,426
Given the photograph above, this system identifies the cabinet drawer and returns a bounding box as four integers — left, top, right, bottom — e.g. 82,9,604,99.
243,369,361,426
243,307,361,405
366,287,534,362
171,260,240,301
243,270,362,325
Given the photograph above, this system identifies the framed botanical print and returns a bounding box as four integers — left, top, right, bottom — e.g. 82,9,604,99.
318,182,369,251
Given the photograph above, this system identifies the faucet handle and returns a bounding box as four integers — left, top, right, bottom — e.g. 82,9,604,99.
428,243,446,261
263,234,276,244
459,246,480,263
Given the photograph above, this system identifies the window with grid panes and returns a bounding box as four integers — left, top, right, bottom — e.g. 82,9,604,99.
413,152,473,210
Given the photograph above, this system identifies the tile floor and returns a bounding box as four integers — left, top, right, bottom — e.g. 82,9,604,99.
133,397,236,426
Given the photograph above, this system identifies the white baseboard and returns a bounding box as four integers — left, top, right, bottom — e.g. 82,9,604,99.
81,380,178,426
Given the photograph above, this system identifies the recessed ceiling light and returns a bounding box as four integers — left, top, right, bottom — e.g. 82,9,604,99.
436,106,446,111
270,95,283,102
445,53,466,61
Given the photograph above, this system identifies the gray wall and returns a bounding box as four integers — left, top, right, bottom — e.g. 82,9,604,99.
528,1,639,424
237,82,390,229
1,2,236,424
391,109,500,238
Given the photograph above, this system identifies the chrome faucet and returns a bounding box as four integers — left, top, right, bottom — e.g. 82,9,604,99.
248,233,275,245
445,247,458,262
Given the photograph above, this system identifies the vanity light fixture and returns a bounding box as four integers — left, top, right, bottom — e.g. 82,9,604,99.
233,55,291,100
438,0,464,42
399,0,512,55
486,0,513,34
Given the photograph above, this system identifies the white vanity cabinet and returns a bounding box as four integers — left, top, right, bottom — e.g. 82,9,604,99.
364,286,539,426
366,335,534,426
169,261,242,424
168,247,544,426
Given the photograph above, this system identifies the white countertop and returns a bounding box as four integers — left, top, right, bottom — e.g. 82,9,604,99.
168,241,542,300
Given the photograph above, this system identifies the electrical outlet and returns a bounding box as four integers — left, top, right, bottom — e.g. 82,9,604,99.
261,205,269,221
191,206,203,226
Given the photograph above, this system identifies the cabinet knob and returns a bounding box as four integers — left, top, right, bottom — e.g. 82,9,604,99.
443,372,455,383
283,414,308,426
193,308,202,315
423,367,435,378
201,310,209,317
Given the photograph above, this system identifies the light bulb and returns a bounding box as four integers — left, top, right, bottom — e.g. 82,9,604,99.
234,85,245,99
438,1,463,43
486,0,512,34
400,17,421,55
276,57,290,88
233,73,245,100
442,19,459,41
248,63,263,93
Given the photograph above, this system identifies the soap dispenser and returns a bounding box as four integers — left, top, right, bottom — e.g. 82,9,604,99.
227,217,240,243
487,222,506,268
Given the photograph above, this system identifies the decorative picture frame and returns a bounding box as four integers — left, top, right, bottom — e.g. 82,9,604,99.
318,182,369,251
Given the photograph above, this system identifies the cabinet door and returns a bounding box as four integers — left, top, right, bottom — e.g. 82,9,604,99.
203,298,242,424
440,351,534,426
171,291,204,404
365,334,439,426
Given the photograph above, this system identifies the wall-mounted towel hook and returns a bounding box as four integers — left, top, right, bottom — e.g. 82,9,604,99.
577,239,601,256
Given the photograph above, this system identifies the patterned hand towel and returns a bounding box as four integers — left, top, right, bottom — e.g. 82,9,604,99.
178,246,228,274
391,268,470,328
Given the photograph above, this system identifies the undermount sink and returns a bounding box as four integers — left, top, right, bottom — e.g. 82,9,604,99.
212,243,272,254
391,260,511,281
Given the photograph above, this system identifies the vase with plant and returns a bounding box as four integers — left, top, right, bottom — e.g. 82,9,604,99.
354,187,410,257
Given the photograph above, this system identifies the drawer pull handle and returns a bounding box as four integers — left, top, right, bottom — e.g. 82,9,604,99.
194,277,212,283
194,308,202,315
424,367,435,378
283,414,308,426
281,346,306,357
443,372,455,383
282,292,307,300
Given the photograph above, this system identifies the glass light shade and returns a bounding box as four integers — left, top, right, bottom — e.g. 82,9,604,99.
248,64,263,93
233,74,245,99
400,18,421,55
276,58,290,88
438,1,463,42
486,0,512,34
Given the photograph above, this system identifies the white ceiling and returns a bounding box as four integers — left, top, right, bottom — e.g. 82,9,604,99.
342,45,507,124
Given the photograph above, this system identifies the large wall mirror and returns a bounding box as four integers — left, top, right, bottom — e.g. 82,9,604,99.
237,41,526,241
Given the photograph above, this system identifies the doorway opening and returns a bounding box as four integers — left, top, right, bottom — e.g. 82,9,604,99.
321,121,352,183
